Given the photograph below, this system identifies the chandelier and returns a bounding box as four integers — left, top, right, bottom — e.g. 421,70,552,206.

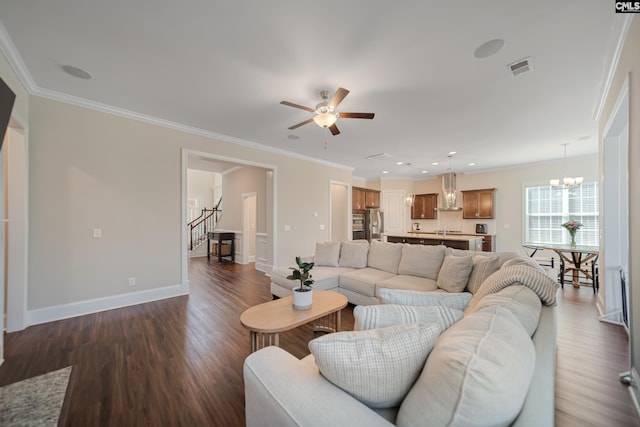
443,155,457,208
550,143,583,188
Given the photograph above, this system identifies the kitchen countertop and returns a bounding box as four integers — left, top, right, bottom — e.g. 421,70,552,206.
405,231,492,237
385,232,484,242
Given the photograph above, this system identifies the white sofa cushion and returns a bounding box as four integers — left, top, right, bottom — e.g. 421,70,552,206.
271,265,351,291
309,322,442,409
466,255,501,294
446,247,520,266
367,240,403,274
436,255,473,293
340,268,397,297
314,242,341,267
397,307,536,427
378,288,473,310
397,244,445,279
466,285,542,336
376,275,438,294
353,304,463,331
339,241,370,269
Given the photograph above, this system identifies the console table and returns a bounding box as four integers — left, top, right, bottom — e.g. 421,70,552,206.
207,231,235,263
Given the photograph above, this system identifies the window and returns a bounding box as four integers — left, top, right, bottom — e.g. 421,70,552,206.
524,180,599,246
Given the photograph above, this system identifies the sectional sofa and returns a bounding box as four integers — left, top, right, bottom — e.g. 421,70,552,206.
270,239,521,305
246,240,560,426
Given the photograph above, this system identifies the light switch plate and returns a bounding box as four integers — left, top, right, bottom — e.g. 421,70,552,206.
93,228,102,238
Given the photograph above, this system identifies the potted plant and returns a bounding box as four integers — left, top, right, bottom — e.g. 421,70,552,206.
287,256,314,310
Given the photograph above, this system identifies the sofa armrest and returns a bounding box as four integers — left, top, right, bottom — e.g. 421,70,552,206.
244,346,394,427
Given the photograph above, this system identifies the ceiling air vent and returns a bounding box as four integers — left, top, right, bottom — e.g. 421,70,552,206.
366,153,392,160
508,57,533,77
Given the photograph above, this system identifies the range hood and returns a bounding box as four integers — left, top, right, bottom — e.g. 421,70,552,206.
435,173,462,211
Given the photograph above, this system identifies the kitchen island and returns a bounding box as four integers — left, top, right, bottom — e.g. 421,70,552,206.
385,232,483,251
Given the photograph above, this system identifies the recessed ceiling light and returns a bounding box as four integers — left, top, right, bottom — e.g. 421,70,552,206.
432,162,439,166
468,162,476,166
396,161,403,165
287,134,300,140
61,64,93,80
448,151,457,155
474,39,505,59
421,170,428,174
382,171,389,174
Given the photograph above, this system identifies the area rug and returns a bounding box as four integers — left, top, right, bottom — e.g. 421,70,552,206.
0,366,72,426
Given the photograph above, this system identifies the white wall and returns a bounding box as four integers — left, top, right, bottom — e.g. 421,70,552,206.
217,167,267,233
187,169,217,211
22,94,350,318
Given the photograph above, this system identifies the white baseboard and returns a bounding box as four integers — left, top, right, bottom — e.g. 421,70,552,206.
256,260,271,273
27,284,188,326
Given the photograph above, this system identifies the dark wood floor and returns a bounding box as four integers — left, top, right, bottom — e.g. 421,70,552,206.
1,259,638,426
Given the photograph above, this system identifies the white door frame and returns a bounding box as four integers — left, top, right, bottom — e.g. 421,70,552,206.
181,149,277,292
329,180,351,242
5,118,28,333
599,79,629,325
242,192,257,264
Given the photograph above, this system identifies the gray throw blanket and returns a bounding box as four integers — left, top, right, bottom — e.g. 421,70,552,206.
466,264,560,312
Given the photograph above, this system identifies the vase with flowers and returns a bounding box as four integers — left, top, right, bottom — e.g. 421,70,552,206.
562,219,583,248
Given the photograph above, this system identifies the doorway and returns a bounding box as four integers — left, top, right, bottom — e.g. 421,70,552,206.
181,149,277,292
242,192,257,263
600,83,629,325
329,181,349,242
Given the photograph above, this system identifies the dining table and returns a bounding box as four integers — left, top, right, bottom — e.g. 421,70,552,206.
532,243,599,291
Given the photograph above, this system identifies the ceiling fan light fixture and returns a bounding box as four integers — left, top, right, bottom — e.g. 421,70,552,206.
313,113,338,128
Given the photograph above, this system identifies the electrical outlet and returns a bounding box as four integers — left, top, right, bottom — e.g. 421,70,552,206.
128,277,136,287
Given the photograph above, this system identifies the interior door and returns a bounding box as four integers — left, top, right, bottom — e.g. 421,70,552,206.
382,190,406,236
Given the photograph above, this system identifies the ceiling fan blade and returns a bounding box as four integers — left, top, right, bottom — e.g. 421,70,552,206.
329,124,340,135
280,101,315,113
329,87,349,109
339,112,375,119
288,117,315,130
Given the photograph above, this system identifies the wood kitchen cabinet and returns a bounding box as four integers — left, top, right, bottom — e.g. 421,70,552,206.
352,187,366,210
365,190,380,208
462,189,496,219
353,187,380,209
411,193,438,219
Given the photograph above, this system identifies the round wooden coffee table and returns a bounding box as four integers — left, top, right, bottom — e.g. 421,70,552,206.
240,290,348,352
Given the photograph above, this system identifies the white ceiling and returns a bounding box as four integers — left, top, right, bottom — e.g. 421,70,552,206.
0,1,621,179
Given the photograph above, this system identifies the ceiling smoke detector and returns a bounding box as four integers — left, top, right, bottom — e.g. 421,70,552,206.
508,57,533,77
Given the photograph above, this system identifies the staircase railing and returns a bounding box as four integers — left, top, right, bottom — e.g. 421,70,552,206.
188,199,222,250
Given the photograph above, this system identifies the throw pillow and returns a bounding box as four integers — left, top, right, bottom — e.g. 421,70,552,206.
397,244,445,280
309,322,442,409
378,288,473,310
314,242,341,267
397,307,535,427
367,240,403,274
353,304,463,331
437,255,473,293
466,255,501,294
338,241,369,268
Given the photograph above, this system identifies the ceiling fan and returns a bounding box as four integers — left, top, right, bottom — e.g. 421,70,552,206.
280,87,374,136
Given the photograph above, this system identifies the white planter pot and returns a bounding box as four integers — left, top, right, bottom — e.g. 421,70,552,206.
292,288,313,310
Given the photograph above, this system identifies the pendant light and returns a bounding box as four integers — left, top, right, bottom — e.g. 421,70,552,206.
550,143,583,188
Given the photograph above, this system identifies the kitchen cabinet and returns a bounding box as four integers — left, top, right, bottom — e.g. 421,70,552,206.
481,235,495,252
352,187,366,210
411,193,438,219
386,234,482,251
353,187,380,209
365,190,380,208
462,189,495,219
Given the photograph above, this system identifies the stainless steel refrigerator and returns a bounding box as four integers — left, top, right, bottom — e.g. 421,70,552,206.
365,208,384,241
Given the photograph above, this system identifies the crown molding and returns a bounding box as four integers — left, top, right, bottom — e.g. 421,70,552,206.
592,14,634,121
0,22,352,174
